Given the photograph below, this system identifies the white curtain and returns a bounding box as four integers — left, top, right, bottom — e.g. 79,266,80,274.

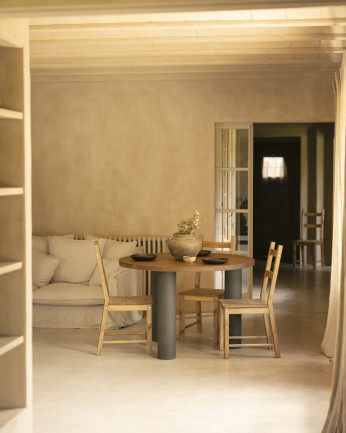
322,51,346,432
322,54,346,358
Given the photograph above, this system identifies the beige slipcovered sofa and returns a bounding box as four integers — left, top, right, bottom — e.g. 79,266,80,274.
32,234,144,329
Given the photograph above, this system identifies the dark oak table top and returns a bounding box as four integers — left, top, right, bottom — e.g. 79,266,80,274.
119,252,255,272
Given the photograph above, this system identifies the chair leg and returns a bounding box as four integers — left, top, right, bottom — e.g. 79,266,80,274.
219,304,224,351
301,246,305,266
268,307,280,358
97,308,108,356
321,243,325,267
224,309,229,359
213,297,219,344
147,306,152,355
263,313,273,350
196,301,202,333
293,243,296,269
179,293,185,341
313,244,317,270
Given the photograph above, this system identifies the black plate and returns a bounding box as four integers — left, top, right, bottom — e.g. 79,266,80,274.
197,249,211,257
131,254,157,261
202,257,229,265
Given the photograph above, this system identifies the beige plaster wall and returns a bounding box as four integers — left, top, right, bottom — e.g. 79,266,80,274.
31,77,334,241
31,76,334,303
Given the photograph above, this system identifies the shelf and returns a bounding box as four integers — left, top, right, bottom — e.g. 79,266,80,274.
0,409,24,431
0,262,23,276
0,336,24,357
0,108,23,120
0,188,23,197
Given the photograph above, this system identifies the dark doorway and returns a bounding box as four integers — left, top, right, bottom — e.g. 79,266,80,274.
253,137,300,263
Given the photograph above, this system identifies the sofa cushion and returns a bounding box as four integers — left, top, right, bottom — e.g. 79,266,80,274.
84,233,137,259
32,247,60,288
33,283,104,306
32,236,49,254
89,258,125,287
32,234,74,254
48,237,105,284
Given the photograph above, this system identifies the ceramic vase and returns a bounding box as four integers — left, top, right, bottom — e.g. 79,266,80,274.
167,233,202,261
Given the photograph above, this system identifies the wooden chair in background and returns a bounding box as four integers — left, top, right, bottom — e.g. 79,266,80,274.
94,241,153,356
219,241,283,359
292,209,325,270
179,237,237,344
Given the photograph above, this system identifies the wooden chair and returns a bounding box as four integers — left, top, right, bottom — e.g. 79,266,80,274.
94,241,152,356
179,237,236,344
292,209,325,270
219,242,283,359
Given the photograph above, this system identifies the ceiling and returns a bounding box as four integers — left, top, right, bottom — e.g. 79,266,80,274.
27,4,346,80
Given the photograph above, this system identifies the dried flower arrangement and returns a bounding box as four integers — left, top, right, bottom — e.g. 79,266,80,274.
176,211,200,235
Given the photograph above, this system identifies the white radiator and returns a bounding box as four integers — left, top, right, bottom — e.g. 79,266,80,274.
72,233,168,254
111,235,168,254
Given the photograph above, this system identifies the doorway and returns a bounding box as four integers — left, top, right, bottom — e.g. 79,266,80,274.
214,122,253,296
253,137,301,263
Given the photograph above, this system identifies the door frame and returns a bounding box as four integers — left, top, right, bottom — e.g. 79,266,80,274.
215,122,253,298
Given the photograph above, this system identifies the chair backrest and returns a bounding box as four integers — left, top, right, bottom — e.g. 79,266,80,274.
201,238,236,253
300,209,325,241
259,241,283,305
94,241,110,304
195,236,237,288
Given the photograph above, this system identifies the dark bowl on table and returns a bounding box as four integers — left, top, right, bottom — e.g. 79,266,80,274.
130,254,157,261
197,249,211,257
202,257,229,265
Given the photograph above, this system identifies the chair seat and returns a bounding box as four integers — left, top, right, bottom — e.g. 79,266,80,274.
179,237,237,344
293,239,322,245
219,242,282,359
219,298,267,309
109,296,152,306
94,241,152,356
180,288,224,298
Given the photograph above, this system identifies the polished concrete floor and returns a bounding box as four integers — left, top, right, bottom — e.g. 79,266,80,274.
33,263,333,433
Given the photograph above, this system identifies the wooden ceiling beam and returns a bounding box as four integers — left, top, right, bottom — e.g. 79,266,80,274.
29,18,346,37
29,28,346,45
27,4,346,78
2,1,346,19
30,53,342,67
29,30,346,45
29,45,346,57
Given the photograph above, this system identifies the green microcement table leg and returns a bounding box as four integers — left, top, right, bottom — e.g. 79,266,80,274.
151,271,176,360
225,269,242,345
151,272,158,343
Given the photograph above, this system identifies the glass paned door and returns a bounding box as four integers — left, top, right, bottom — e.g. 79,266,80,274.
215,123,253,297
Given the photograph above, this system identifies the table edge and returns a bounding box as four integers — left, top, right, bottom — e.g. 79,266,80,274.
119,252,255,272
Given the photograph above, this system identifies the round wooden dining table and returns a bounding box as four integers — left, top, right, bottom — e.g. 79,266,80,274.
119,252,255,360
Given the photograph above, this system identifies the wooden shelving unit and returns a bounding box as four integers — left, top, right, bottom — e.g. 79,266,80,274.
0,188,23,197
0,409,24,431
0,108,23,120
0,336,24,357
0,19,32,433
0,262,23,276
